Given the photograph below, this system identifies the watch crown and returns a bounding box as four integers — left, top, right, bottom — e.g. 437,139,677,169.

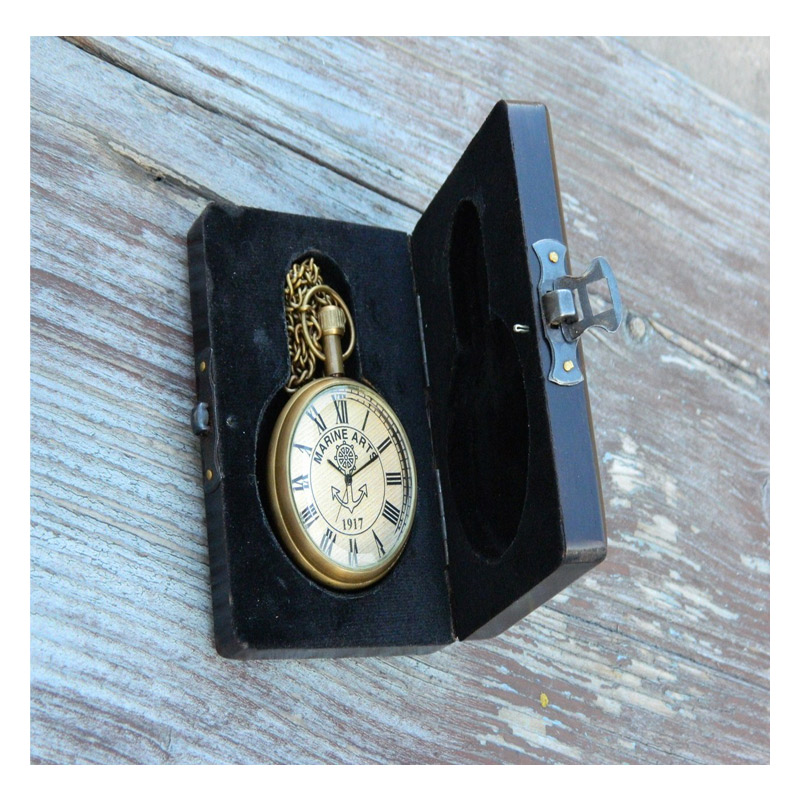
319,305,346,336
319,305,347,377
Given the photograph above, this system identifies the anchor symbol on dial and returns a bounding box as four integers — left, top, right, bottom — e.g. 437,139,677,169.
328,443,379,515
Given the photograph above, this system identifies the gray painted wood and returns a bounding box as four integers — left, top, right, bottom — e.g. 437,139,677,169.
31,36,769,764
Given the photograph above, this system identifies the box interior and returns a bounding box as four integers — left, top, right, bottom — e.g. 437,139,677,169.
190,205,453,657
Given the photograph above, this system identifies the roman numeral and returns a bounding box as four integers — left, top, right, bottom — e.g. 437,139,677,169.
386,472,402,486
361,409,370,431
378,437,391,453
382,500,401,526
320,528,336,556
291,474,309,492
307,407,327,434
334,399,349,425
348,538,359,567
300,504,319,525
372,531,385,557
293,443,313,456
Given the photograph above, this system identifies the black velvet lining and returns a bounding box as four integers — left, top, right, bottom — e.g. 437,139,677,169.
446,200,528,560
188,206,452,657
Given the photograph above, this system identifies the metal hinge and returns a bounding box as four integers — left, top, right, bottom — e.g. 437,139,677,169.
532,239,622,386
191,347,221,493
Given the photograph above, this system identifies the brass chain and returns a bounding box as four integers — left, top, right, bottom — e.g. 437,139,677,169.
284,257,359,392
284,258,332,391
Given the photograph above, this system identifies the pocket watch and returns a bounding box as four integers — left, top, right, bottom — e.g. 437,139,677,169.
266,259,417,590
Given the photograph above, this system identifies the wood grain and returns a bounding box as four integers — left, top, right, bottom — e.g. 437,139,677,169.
31,36,769,764
69,36,770,380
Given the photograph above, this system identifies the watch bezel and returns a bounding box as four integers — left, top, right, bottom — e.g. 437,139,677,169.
266,377,417,590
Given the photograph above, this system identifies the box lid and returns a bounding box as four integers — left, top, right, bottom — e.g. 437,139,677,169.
410,101,609,640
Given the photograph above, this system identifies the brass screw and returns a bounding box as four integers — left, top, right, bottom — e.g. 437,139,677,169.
199,361,207,373
205,469,213,481
564,360,574,372
549,251,559,263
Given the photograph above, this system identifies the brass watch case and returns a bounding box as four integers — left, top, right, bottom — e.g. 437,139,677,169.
267,377,418,590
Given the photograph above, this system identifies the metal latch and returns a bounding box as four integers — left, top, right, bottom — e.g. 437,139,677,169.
532,239,622,386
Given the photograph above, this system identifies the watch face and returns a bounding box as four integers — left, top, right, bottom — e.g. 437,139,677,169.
268,379,417,589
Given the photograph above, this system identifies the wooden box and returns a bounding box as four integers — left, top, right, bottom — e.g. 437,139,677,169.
187,101,617,658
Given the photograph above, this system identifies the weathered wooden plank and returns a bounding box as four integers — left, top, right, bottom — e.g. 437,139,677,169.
31,35,769,764
32,38,418,231
69,35,770,381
